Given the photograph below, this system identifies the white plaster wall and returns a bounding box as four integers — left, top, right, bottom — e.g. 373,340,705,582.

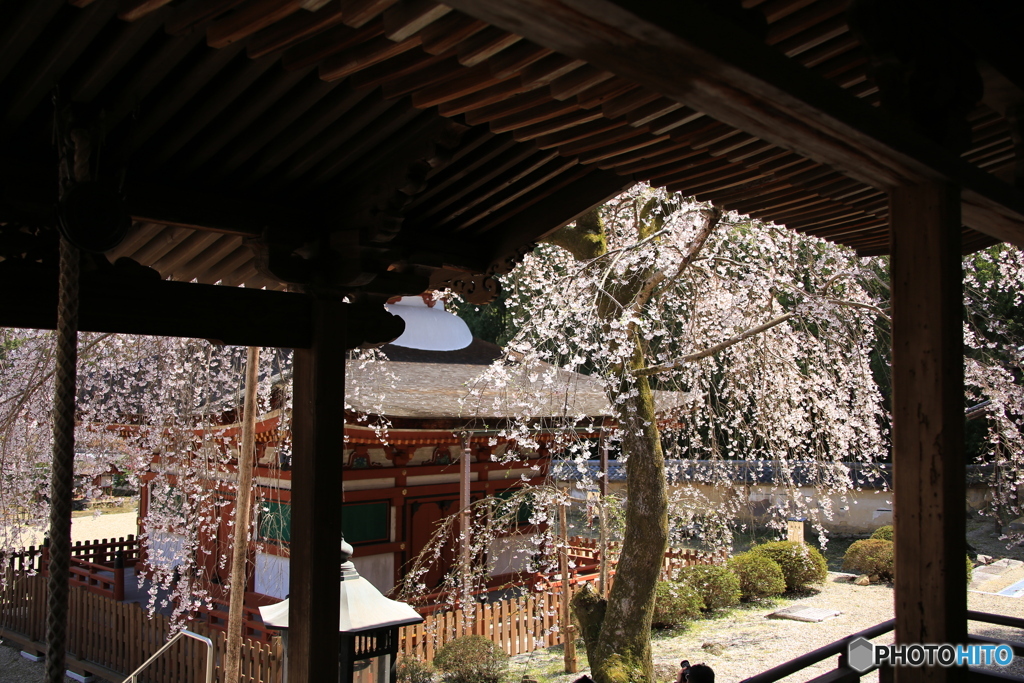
488,533,533,577
353,552,395,593
147,531,187,570
256,551,290,599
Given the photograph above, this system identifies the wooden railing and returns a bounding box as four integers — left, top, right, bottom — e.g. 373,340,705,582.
24,536,141,601
0,573,280,683
192,595,279,643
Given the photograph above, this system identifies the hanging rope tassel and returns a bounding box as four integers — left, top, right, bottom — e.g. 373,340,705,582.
45,236,79,683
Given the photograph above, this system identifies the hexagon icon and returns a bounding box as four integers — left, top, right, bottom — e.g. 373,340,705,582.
847,637,875,673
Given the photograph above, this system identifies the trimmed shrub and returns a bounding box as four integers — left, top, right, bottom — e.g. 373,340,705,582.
750,541,828,592
871,525,894,541
652,580,704,628
727,551,787,601
843,539,894,580
397,656,435,683
677,564,742,610
433,635,508,683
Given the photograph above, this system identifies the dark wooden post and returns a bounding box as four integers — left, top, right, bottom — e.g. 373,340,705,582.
289,297,345,683
890,183,966,682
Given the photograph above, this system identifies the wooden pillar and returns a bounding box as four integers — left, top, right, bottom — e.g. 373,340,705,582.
459,433,472,617
890,183,966,682
599,432,609,599
289,298,345,683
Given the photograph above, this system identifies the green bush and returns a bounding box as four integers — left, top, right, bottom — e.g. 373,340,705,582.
843,539,894,580
750,541,828,592
397,656,435,683
652,580,704,628
727,551,787,601
677,564,741,610
433,635,508,683
967,555,974,584
870,525,894,541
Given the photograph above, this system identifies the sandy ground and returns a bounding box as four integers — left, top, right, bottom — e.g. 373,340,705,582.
7,510,138,549
512,574,1024,683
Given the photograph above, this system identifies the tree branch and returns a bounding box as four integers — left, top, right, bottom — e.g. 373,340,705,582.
634,312,796,377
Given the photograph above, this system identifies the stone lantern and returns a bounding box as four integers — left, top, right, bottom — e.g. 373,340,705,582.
260,540,423,683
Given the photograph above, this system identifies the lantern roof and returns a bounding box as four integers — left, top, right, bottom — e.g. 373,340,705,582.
259,540,423,634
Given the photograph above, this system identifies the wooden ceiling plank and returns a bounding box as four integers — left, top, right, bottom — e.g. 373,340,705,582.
457,26,523,67
174,234,245,281
455,157,580,231
689,127,746,151
150,52,281,167
207,0,305,48
756,0,817,24
383,0,452,42
436,79,529,116
665,118,727,146
411,134,518,206
595,138,692,170
318,33,422,81
549,65,614,101
666,165,763,195
166,0,247,35
487,41,553,80
513,109,608,143
519,53,586,88
127,226,194,266
648,155,730,186
71,5,172,102
220,261,260,288
764,0,846,47
776,16,849,59
247,1,346,58
192,69,328,174
472,168,630,255
437,151,563,226
105,222,166,262
340,0,399,28
705,133,761,157
242,85,382,181
281,21,383,71
800,34,860,70
196,247,254,284
576,78,639,109
102,29,206,132
126,42,246,155
412,64,509,108
578,132,669,165
0,0,66,86
623,99,687,128
4,0,118,131
304,103,423,185
382,56,468,98
419,14,488,55
416,144,543,218
152,230,226,275
489,100,580,134
648,109,706,136
607,145,706,175
602,89,663,120
464,88,552,125
120,0,176,22
351,50,448,92
424,126,493,179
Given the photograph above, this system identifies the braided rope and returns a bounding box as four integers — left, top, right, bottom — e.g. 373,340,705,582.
45,237,79,683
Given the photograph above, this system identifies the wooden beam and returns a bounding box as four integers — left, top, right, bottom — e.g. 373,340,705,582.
439,0,1024,247
0,264,313,348
289,296,345,683
890,183,966,682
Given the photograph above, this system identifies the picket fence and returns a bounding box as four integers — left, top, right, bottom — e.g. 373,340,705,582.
0,573,280,683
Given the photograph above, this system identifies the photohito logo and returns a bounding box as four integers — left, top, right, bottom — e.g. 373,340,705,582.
847,638,1014,672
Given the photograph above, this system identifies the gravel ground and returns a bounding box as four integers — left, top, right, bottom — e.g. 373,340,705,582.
0,641,75,683
511,574,1024,683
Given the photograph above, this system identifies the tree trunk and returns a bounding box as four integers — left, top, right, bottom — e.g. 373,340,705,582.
575,347,669,683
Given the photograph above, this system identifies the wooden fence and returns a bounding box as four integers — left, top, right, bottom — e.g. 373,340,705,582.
0,573,281,683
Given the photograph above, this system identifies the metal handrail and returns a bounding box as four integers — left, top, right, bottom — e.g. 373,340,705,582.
121,629,214,683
